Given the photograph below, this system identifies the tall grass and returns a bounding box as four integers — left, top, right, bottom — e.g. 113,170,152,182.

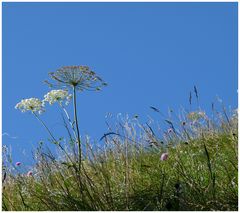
2,102,238,211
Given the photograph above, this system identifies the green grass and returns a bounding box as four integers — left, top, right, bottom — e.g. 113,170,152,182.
2,107,238,211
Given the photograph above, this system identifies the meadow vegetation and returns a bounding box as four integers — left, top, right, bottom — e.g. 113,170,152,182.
2,66,238,211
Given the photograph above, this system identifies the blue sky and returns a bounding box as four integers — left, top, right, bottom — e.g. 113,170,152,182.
3,2,238,164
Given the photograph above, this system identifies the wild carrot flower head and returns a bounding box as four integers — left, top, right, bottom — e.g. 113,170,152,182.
44,89,72,105
15,162,21,166
15,98,45,114
160,153,168,161
45,65,107,92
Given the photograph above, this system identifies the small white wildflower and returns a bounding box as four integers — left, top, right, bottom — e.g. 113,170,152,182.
44,90,72,105
198,111,206,117
15,98,45,114
187,111,205,121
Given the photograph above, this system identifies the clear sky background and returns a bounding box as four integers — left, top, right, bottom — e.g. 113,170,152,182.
3,2,238,165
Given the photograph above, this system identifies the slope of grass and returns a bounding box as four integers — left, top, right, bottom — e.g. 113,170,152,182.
2,108,238,211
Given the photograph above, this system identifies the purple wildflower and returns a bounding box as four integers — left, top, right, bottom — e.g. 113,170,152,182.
15,162,21,166
27,171,33,176
161,153,169,161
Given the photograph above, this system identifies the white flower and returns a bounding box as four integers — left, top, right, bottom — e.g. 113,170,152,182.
187,111,205,121
15,98,45,114
44,89,72,105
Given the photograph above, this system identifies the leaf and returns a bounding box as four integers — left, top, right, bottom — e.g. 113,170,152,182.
194,85,199,99
150,106,160,113
99,132,120,141
189,92,192,105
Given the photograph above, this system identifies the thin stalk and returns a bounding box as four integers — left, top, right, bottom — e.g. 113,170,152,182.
59,103,77,139
61,114,78,162
32,112,76,170
33,111,84,199
73,86,82,168
72,86,83,196
59,103,78,148
33,112,58,142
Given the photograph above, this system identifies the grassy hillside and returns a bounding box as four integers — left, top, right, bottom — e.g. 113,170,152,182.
2,107,238,211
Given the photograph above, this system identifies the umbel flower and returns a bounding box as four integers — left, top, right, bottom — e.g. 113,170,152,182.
44,89,72,105
15,98,45,114
43,65,107,179
45,65,107,91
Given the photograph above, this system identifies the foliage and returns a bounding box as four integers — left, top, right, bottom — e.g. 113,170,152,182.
3,69,238,210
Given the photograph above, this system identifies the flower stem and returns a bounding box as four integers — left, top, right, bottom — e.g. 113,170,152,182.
59,103,78,140
73,86,82,169
32,112,74,165
33,112,57,142
72,86,83,196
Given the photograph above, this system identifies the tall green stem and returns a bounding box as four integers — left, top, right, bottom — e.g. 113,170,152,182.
73,86,82,170
72,86,84,199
